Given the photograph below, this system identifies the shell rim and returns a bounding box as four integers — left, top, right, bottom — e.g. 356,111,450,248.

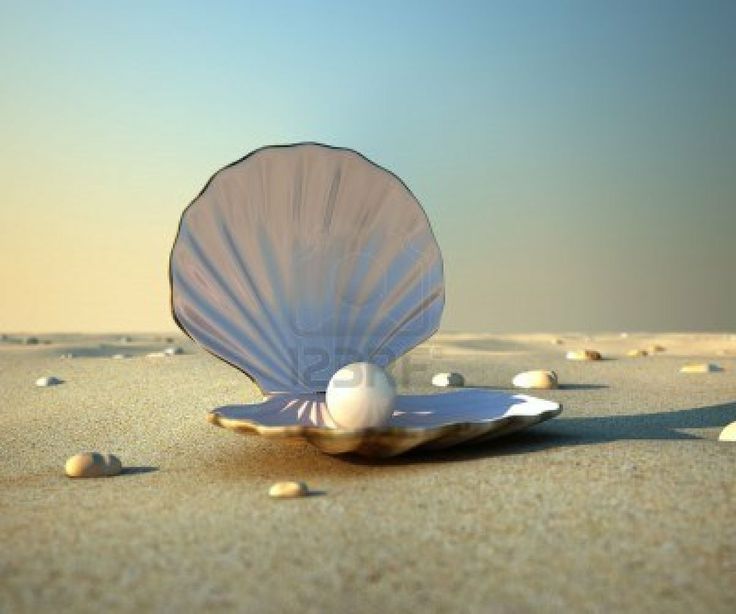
168,142,446,396
207,402,562,445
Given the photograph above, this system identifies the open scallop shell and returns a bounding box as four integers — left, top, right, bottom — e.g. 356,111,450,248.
171,143,443,394
208,389,561,457
171,143,562,456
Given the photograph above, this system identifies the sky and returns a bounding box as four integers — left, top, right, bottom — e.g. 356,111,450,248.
1,0,734,333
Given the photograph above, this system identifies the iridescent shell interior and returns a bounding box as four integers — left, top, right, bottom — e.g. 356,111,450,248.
171,143,443,394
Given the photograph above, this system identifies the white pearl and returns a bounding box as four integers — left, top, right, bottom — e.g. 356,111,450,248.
326,362,395,429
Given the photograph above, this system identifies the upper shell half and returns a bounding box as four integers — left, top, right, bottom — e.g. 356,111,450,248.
170,143,444,394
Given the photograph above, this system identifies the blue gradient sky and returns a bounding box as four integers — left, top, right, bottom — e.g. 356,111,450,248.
1,1,734,332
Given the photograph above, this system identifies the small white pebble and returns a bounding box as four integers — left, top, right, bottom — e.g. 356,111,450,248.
163,347,184,356
679,363,722,374
111,353,130,359
718,421,736,442
566,349,602,361
512,370,558,390
431,372,465,387
59,353,74,359
36,376,63,387
146,352,166,358
268,481,309,498
65,452,122,478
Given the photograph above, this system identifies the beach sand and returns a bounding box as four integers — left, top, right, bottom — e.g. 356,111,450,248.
1,332,735,613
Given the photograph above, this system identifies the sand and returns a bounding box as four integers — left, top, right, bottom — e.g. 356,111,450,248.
1,332,735,613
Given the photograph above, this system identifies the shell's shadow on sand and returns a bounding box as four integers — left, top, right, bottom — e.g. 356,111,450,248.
359,399,736,466
119,466,159,476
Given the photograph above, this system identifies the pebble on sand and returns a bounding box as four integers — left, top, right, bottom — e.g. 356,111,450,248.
566,349,602,361
35,376,63,387
649,344,666,353
111,353,130,359
512,370,558,390
163,347,184,356
146,352,166,358
268,481,309,498
718,421,736,442
65,452,122,478
59,353,75,359
551,338,564,345
431,372,465,387
627,349,648,358
679,363,722,374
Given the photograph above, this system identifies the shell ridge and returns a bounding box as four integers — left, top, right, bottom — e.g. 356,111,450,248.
175,274,286,387
353,252,441,359
290,153,305,229
339,263,400,360
368,286,444,363
174,238,293,388
254,229,302,386
322,163,343,234
216,214,297,374
356,178,393,233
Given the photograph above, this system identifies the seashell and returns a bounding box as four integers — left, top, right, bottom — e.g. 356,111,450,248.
627,349,648,357
36,376,63,387
326,362,395,429
431,372,465,387
268,481,309,498
211,390,562,457
565,349,602,361
719,421,736,442
163,347,184,356
65,452,122,478
679,363,722,374
170,143,444,395
512,370,558,390
171,143,562,456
